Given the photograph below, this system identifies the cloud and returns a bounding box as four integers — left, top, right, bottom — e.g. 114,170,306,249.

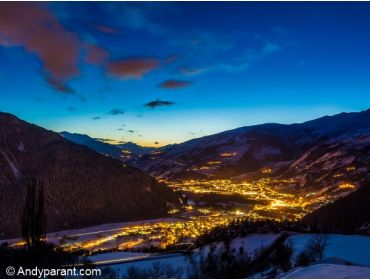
0,3,79,93
207,41,282,74
164,54,178,64
144,99,175,109
178,66,206,76
158,79,192,89
46,76,75,94
84,43,108,65
92,116,101,120
260,42,282,56
107,108,125,115
67,106,78,112
99,3,168,35
106,58,160,79
90,23,120,34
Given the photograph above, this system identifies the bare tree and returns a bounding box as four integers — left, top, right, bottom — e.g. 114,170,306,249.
21,177,46,249
309,233,328,261
295,233,328,266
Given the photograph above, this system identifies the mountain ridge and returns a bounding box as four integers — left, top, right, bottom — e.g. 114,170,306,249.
0,112,179,238
130,109,370,208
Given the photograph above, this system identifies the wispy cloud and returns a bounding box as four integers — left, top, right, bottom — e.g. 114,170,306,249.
188,41,282,75
67,106,78,112
178,66,206,76
99,3,170,35
107,108,125,115
90,23,120,34
106,58,160,79
84,43,108,65
144,99,175,109
158,79,192,89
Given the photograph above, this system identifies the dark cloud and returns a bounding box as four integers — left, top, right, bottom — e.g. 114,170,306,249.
67,106,78,112
92,116,101,120
158,79,192,89
90,23,120,34
128,130,135,133
154,141,159,145
0,3,79,93
144,99,175,109
107,108,125,115
117,128,124,131
106,58,160,79
46,76,75,94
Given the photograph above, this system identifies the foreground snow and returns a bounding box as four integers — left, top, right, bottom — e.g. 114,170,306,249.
108,254,187,277
281,264,370,279
288,234,370,267
88,252,150,265
99,233,370,278
199,233,278,258
103,233,279,277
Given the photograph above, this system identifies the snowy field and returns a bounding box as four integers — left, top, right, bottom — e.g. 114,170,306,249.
288,233,370,267
97,233,370,278
281,264,370,279
100,234,279,277
108,254,187,277
88,251,150,265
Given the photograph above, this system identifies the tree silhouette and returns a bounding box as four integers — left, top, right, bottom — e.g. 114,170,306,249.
21,177,46,249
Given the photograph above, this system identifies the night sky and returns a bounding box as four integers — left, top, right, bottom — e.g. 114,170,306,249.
1,2,370,146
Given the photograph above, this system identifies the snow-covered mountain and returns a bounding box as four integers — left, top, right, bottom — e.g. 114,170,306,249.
60,131,122,158
132,109,370,195
60,132,157,162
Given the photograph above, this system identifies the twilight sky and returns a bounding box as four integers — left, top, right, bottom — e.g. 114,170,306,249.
1,2,370,146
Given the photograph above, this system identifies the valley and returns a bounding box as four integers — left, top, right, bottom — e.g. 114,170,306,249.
3,173,358,254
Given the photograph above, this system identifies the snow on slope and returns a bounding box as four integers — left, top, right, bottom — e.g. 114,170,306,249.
103,234,279,277
204,233,278,258
288,234,370,267
107,254,187,277
281,264,370,279
88,252,150,265
102,233,370,278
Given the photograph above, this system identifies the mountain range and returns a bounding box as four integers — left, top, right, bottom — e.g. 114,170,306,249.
131,109,370,190
0,112,179,238
3,109,370,237
60,131,157,162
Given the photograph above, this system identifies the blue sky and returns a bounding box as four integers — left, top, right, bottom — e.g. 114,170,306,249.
1,2,370,146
